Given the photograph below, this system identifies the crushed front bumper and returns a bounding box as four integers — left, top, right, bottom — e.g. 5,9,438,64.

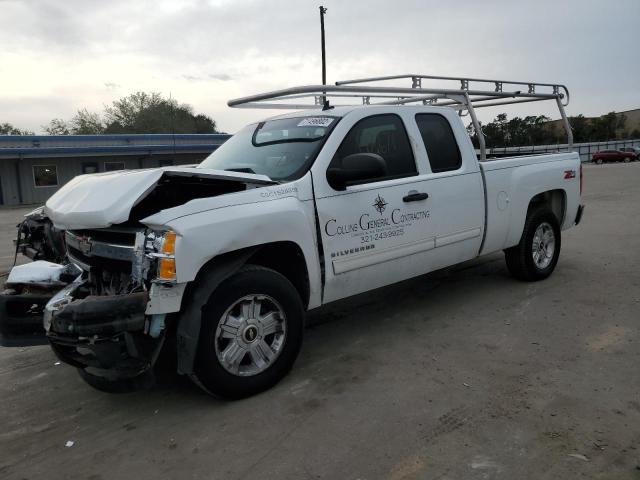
44,281,162,378
45,283,147,336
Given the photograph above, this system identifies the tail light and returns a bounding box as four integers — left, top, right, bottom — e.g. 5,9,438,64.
580,163,583,195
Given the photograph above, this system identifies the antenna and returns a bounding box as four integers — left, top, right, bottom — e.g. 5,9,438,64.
319,6,329,109
319,6,327,85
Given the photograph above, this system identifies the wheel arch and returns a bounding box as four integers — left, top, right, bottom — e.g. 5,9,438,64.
505,188,567,249
244,241,310,309
527,189,566,226
175,241,310,375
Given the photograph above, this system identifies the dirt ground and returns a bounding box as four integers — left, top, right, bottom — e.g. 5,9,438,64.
0,163,638,480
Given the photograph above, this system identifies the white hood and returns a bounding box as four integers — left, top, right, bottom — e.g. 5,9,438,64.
44,167,272,230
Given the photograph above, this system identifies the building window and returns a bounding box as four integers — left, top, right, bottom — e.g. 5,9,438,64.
104,161,125,171
33,165,58,187
82,162,99,174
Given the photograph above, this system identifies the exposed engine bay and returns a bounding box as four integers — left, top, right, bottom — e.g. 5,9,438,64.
15,206,66,263
1,170,272,380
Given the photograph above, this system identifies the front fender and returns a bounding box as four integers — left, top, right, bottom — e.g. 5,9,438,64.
164,196,322,308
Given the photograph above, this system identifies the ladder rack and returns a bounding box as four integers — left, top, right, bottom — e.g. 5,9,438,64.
227,74,573,160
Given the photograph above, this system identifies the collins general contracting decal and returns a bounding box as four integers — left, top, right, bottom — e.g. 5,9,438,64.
325,194,430,258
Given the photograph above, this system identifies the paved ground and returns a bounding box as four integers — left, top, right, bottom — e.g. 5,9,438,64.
0,206,33,276
0,163,639,480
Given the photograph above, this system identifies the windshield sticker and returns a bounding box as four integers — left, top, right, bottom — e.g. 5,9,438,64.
260,186,298,199
297,117,335,127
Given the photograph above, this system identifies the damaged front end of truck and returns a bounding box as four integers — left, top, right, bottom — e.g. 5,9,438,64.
0,167,274,386
43,228,179,384
1,214,184,384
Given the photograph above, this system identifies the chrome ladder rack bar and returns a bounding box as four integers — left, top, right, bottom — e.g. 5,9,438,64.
335,73,569,106
226,73,573,155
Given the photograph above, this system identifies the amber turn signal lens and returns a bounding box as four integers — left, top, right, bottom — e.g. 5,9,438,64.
158,258,176,280
161,231,177,254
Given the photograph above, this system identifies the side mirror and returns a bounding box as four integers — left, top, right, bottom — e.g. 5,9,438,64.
326,153,387,190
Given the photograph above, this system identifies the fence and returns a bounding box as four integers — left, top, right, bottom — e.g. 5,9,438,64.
488,138,640,162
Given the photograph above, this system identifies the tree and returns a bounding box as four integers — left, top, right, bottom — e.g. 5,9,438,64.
480,113,508,147
528,115,553,144
0,122,34,135
43,118,71,135
615,113,627,139
70,108,104,134
103,92,218,134
193,113,218,134
104,92,164,132
568,114,589,143
35,92,218,135
469,113,556,148
466,122,478,148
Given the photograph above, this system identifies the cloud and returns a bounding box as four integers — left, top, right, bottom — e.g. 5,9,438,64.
182,73,233,82
209,74,233,81
0,0,639,133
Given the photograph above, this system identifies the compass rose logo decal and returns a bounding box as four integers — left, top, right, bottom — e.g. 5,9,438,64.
373,194,388,214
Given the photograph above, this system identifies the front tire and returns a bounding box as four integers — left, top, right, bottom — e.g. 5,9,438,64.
504,207,561,281
192,265,304,399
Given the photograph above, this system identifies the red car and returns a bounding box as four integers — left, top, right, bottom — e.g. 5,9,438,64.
620,147,640,160
592,149,636,164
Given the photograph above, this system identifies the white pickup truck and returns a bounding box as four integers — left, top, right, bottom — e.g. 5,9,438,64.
0,75,584,398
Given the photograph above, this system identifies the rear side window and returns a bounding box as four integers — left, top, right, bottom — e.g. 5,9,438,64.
331,114,417,180
415,114,462,173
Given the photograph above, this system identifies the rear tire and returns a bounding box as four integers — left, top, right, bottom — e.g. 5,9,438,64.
504,206,561,281
624,157,630,163
595,158,603,164
192,265,304,399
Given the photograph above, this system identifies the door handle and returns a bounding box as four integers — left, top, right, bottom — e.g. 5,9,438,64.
403,191,429,202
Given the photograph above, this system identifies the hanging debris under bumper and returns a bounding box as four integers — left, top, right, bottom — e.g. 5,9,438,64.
43,281,163,378
0,261,82,347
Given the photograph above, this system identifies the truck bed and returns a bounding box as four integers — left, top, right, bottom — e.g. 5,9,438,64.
478,151,581,256
480,152,576,170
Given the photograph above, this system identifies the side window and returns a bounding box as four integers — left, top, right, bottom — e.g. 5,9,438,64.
330,114,416,181
415,114,462,173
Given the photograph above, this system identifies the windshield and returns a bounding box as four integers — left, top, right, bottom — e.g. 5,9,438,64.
198,116,339,180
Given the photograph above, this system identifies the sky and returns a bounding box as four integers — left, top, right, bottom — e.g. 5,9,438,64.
1,0,639,134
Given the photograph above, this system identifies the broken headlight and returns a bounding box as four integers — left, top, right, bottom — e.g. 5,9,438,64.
146,230,177,282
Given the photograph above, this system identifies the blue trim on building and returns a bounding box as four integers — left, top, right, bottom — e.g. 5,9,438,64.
0,144,221,158
0,133,230,143
0,134,232,159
